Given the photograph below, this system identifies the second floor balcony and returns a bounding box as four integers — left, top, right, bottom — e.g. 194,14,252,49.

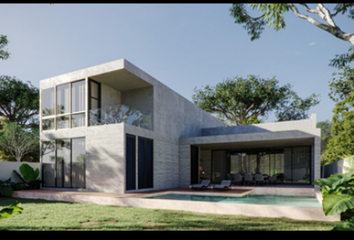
89,104,153,131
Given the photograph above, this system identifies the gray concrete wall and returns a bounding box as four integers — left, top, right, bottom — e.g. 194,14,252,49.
122,60,224,191
40,59,224,193
101,84,121,109
121,86,153,118
41,124,126,193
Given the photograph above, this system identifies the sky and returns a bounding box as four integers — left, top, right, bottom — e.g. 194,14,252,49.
1,3,352,123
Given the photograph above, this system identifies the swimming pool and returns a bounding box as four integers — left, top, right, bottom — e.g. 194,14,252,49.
146,193,322,208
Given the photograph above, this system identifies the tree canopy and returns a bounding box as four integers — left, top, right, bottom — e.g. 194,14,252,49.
0,35,10,60
230,3,354,68
192,75,319,125
0,75,39,128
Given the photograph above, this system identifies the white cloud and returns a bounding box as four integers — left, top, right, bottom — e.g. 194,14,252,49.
308,41,317,46
295,51,304,55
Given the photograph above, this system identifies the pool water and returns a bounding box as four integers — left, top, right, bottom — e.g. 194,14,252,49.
146,194,322,208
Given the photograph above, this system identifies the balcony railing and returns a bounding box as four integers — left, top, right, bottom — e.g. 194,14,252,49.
89,105,153,130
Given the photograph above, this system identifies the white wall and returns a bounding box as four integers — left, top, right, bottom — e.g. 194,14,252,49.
0,162,40,183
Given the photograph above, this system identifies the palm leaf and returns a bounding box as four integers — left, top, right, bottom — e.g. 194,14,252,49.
322,194,354,216
0,202,23,219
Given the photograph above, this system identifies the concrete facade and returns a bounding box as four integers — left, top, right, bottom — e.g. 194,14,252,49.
39,59,321,194
40,59,223,193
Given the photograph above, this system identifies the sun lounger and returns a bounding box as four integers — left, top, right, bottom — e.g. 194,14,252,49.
191,180,211,189
213,180,232,190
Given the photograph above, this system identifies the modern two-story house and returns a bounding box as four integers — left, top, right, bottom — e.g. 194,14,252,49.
39,59,321,194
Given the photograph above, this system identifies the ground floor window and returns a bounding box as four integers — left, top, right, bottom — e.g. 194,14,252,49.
41,138,85,189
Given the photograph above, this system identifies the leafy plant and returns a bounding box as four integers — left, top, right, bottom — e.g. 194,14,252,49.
0,178,13,197
315,170,354,230
14,163,42,189
0,202,23,219
332,216,354,231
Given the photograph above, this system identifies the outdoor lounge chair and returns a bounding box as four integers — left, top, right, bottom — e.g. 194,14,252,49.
191,180,211,189
213,180,232,190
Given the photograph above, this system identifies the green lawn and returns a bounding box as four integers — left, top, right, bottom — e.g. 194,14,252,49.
0,197,340,231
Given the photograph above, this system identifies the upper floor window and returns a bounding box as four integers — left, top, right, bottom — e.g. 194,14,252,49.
57,84,70,115
41,79,86,131
42,88,54,117
72,81,86,113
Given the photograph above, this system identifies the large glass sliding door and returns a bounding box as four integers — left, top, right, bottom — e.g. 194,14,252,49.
71,138,86,188
126,134,136,191
125,135,153,191
56,139,71,188
42,138,86,189
291,147,311,184
138,137,153,189
41,141,56,187
227,146,311,185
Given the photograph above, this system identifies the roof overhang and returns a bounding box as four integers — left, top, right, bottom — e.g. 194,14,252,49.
179,130,317,151
90,68,153,92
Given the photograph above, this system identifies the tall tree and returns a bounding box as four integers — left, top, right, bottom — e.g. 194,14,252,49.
230,3,354,68
0,75,39,128
192,75,319,125
0,35,10,60
322,91,354,165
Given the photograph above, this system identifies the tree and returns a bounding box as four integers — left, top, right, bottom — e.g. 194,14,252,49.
0,122,39,162
230,3,354,68
329,66,354,102
275,91,320,122
192,75,319,125
322,91,354,165
317,120,332,165
0,75,39,128
314,170,354,231
0,35,10,60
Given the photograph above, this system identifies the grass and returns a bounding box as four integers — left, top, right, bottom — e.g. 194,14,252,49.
0,197,341,231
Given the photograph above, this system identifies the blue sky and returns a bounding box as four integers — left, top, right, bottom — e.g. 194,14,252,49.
1,3,352,123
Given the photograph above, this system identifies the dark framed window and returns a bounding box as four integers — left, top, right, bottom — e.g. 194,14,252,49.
89,79,100,110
